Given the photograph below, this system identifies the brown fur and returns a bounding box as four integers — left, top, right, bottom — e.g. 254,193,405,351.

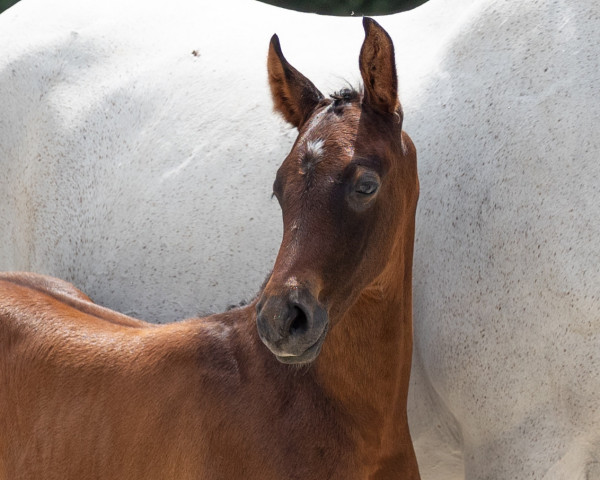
267,34,324,128
0,18,420,479
360,18,401,118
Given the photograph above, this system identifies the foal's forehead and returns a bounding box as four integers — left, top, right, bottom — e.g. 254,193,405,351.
294,101,362,167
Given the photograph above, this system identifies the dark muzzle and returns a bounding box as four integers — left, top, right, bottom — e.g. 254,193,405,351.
256,286,328,364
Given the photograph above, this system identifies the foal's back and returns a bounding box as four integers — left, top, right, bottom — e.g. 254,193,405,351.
0,273,228,479
0,273,355,480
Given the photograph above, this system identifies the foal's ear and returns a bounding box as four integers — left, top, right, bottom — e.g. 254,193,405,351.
359,18,400,117
267,34,324,129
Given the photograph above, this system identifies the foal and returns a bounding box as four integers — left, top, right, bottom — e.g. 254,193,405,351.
0,18,420,479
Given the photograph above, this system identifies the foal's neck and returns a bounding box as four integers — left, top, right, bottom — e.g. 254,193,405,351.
314,224,415,451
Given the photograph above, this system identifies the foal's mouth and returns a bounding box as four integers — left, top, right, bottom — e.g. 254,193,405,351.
274,326,328,365
255,284,329,365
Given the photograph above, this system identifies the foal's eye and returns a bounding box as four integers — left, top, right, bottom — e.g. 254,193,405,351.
355,179,379,195
347,170,381,212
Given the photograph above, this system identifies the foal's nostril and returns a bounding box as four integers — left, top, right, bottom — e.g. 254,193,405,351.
288,305,309,336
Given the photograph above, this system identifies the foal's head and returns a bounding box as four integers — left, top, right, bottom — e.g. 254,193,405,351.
256,18,418,364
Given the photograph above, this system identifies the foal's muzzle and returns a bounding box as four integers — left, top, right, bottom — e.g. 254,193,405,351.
256,287,328,364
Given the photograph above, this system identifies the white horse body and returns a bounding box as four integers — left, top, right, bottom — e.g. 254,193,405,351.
407,2,600,478
0,0,598,478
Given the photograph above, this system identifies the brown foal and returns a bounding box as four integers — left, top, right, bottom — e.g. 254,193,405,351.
0,18,420,479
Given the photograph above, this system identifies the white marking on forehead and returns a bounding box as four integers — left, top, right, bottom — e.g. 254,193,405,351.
300,137,325,176
305,139,325,161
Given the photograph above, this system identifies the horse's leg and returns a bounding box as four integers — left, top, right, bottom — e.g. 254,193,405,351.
463,421,599,480
408,356,465,480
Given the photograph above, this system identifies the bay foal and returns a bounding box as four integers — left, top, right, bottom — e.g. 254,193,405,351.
0,18,420,479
